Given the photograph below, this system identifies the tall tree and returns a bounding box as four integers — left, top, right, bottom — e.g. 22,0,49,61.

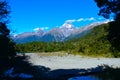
0,0,10,23
0,0,10,35
94,0,120,21
95,0,120,55
0,0,16,59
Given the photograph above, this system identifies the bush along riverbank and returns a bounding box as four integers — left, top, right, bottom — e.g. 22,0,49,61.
16,22,120,58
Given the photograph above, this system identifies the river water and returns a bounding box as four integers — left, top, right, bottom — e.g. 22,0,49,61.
68,76,98,80
68,71,120,80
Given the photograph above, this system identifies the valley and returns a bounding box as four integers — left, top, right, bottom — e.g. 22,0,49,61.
15,21,120,58
12,21,105,43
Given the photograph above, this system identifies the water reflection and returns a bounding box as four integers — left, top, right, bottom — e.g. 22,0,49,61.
93,71,120,80
68,76,99,80
68,70,120,80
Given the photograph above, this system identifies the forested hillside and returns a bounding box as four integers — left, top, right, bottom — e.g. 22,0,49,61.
16,22,120,57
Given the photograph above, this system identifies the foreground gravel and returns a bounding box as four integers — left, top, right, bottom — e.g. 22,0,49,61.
26,53,120,70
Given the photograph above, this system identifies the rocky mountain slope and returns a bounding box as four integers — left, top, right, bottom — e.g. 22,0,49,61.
12,22,106,43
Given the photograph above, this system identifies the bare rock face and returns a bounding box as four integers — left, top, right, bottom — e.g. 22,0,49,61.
12,22,105,43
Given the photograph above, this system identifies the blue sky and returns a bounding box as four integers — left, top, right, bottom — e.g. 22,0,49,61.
8,0,106,34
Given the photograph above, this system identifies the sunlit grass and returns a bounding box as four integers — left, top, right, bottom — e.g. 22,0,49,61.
36,52,68,57
33,51,116,58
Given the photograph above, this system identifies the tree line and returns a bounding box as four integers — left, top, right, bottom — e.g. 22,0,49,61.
16,22,120,57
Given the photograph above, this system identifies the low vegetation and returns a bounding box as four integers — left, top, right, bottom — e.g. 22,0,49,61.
16,22,120,58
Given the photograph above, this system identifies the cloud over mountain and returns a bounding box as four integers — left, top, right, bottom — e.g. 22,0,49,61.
65,17,96,23
13,22,107,43
12,18,112,43
33,27,49,31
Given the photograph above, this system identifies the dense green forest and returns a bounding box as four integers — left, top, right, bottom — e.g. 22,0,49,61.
16,22,120,57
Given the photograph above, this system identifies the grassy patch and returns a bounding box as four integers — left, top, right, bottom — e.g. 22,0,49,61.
36,52,68,57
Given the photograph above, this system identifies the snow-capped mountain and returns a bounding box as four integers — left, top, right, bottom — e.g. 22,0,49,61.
12,21,107,43
60,23,77,37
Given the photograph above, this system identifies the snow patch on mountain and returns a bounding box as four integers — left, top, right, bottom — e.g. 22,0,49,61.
12,21,110,43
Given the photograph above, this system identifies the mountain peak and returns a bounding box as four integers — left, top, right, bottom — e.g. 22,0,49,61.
61,23,75,29
12,21,108,43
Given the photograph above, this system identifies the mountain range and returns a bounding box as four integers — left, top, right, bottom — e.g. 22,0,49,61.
12,21,108,43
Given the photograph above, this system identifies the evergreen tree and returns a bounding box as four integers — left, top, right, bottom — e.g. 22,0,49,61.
95,0,120,55
0,0,16,59
94,0,120,21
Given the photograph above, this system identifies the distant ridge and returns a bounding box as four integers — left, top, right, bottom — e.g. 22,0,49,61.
12,21,109,43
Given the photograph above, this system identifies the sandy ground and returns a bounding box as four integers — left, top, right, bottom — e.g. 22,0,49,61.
26,53,120,70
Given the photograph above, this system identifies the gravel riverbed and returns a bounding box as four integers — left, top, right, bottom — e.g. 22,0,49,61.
26,53,120,70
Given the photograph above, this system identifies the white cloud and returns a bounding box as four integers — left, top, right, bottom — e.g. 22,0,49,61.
103,19,111,23
40,27,49,30
33,27,49,31
88,17,95,21
65,19,76,23
82,17,95,21
97,19,112,23
77,18,84,22
65,17,95,24
33,28,40,31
